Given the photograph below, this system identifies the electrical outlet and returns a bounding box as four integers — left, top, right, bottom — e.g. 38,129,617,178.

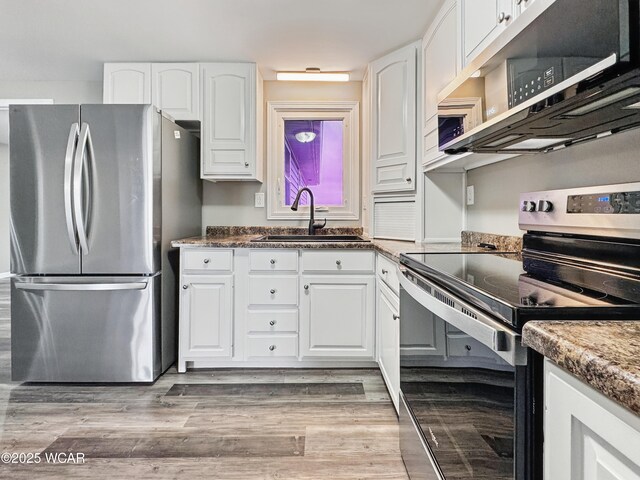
466,185,475,206
254,192,265,208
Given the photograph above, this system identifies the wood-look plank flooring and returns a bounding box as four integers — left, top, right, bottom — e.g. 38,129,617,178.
0,279,408,479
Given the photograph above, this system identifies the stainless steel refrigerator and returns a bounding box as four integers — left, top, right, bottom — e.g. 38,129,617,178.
9,104,201,383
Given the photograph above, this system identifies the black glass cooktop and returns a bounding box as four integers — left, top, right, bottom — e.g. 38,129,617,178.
400,252,640,330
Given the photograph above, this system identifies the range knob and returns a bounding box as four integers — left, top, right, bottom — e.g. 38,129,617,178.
538,200,554,212
521,201,537,212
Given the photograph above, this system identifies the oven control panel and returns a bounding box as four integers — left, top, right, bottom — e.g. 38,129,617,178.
567,191,640,214
519,182,640,239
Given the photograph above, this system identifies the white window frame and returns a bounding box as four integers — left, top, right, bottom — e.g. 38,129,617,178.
267,101,360,220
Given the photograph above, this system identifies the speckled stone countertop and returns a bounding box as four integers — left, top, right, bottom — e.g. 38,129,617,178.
171,227,518,260
523,321,640,415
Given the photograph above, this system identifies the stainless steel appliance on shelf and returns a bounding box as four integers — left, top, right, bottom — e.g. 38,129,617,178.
398,183,640,480
10,104,201,383
439,0,640,155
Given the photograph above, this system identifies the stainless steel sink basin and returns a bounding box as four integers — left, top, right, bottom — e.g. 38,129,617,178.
251,234,370,243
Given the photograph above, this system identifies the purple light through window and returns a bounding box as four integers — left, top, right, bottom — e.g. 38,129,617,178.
284,120,343,207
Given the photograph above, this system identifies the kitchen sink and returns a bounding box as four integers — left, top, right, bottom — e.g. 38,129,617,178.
251,235,370,243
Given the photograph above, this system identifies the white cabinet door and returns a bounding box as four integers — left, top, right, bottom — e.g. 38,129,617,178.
180,275,233,362
103,63,151,104
370,43,417,193
377,281,399,413
201,63,262,181
422,0,460,165
544,361,640,480
151,63,199,121
514,0,536,15
423,0,459,122
461,0,513,66
300,275,375,358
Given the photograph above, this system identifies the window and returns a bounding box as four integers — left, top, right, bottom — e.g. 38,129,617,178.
267,101,360,220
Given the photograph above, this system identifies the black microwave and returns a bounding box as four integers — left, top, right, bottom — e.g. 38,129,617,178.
439,0,640,155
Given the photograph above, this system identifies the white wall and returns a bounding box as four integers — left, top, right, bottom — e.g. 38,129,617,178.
0,80,102,273
201,80,363,229
466,128,640,237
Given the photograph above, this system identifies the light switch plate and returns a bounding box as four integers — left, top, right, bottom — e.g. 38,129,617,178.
255,192,265,208
466,185,475,206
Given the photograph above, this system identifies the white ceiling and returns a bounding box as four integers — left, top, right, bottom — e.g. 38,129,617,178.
0,0,445,82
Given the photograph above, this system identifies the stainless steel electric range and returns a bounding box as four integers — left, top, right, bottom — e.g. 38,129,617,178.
397,183,640,480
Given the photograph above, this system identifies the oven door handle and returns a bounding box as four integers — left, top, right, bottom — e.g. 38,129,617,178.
399,266,526,366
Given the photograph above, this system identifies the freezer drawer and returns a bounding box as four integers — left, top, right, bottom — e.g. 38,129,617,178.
11,275,161,383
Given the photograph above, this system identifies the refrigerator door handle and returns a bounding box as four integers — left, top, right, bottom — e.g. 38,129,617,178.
15,282,148,291
73,122,94,255
64,123,80,254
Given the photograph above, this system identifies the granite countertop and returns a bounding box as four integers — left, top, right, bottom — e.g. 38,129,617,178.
171,227,521,261
523,321,640,415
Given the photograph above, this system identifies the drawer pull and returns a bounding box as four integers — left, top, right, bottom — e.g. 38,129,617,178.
182,285,188,290
270,289,276,294
269,320,276,326
336,260,342,266
269,345,276,351
381,269,388,274
393,314,400,321
203,258,210,264
465,345,472,351
270,259,276,264
304,284,309,290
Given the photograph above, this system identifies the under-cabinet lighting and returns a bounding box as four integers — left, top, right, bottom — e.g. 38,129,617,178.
277,68,350,82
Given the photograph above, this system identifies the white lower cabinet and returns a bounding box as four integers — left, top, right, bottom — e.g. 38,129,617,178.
377,280,400,412
178,248,377,369
178,274,233,371
300,275,375,359
544,360,640,480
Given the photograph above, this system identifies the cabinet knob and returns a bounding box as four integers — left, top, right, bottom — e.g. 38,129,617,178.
498,12,511,23
245,162,250,167
393,314,400,321
203,258,210,264
182,285,188,290
270,259,276,264
304,284,309,290
269,320,276,326
381,269,388,274
270,289,276,294
405,177,412,183
465,345,472,352
336,260,342,266
269,345,276,351
516,0,523,4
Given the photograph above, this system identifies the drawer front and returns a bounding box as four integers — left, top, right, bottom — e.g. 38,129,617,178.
248,275,298,305
246,335,298,358
247,310,298,333
249,250,298,272
183,249,232,272
377,253,399,294
302,250,375,273
447,334,496,359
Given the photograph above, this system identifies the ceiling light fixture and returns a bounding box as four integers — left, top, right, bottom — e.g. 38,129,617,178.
295,131,317,143
277,67,349,82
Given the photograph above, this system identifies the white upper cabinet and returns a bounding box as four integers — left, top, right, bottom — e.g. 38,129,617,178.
104,62,199,121
422,0,460,166
514,0,536,15
103,63,151,104
370,43,417,193
151,63,199,121
201,62,264,182
461,0,514,67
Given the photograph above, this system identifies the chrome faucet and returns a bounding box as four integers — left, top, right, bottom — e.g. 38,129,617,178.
291,187,327,235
